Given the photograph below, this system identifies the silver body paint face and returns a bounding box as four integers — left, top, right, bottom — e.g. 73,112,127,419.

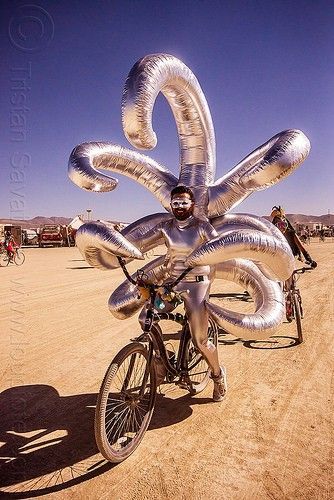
171,193,194,220
69,53,310,340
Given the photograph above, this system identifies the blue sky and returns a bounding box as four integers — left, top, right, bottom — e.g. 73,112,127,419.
1,0,333,222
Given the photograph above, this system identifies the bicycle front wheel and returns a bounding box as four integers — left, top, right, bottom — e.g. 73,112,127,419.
293,293,303,344
14,250,25,265
95,342,157,463
0,252,10,266
185,319,218,395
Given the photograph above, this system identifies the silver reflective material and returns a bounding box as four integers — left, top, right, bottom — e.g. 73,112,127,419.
75,222,144,270
208,129,310,217
68,53,310,340
208,259,285,339
68,142,177,211
122,213,172,252
127,215,217,281
212,213,287,241
109,256,166,319
186,229,294,281
122,53,215,217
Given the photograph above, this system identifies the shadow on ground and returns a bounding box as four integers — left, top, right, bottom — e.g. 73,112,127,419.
66,266,93,270
0,385,111,497
218,329,299,350
0,385,209,497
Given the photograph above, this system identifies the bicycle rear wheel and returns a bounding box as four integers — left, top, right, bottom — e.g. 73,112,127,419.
184,319,218,395
14,249,25,265
95,342,157,463
293,293,303,344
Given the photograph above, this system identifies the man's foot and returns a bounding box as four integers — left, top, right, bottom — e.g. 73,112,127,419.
210,366,227,402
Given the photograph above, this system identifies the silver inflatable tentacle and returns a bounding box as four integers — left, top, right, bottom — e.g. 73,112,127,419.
109,255,167,319
211,213,290,279
122,213,172,252
211,214,294,279
68,142,178,211
211,213,286,241
208,130,310,217
76,214,171,271
75,222,144,270
122,53,216,216
186,229,294,281
207,259,285,339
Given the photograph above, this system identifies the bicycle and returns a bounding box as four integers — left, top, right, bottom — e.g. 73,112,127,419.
300,234,310,245
0,245,25,266
94,257,218,463
284,266,313,344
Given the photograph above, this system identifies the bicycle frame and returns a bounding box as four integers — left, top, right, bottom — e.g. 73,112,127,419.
141,283,192,381
285,266,312,291
284,266,312,343
117,256,194,382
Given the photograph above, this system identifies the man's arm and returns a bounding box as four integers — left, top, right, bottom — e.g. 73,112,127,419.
133,223,165,253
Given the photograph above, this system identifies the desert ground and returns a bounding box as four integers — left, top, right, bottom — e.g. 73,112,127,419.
0,241,333,499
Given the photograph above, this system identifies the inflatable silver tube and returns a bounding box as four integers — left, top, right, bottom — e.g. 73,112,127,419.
75,222,144,270
109,255,167,319
76,214,171,271
122,54,216,215
68,142,178,210
186,229,294,281
208,130,311,217
208,259,285,339
122,213,172,251
211,213,290,279
211,213,286,241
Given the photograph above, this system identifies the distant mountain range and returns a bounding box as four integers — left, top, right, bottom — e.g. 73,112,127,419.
0,216,73,228
0,216,123,229
1,213,333,229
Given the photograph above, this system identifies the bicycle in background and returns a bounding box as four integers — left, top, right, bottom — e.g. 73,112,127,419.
0,243,25,267
284,266,314,344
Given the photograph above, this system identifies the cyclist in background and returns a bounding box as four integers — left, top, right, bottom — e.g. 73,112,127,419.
271,206,317,268
4,231,17,262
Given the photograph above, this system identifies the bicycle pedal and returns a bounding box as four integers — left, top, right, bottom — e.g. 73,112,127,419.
176,380,188,390
176,377,194,394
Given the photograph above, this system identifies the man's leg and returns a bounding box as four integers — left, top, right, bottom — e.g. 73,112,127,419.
177,281,221,377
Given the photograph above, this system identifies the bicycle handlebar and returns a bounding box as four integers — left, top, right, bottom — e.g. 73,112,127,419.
293,266,314,275
117,256,193,291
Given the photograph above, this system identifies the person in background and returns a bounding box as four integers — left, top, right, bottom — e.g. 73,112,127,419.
4,231,17,261
319,227,326,242
270,206,317,268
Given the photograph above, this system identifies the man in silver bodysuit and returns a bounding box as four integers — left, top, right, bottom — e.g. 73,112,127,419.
137,185,227,402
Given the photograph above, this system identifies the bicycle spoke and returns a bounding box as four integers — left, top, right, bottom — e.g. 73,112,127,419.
95,343,156,461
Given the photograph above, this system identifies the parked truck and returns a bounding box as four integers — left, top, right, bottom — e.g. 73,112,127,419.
38,225,64,247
